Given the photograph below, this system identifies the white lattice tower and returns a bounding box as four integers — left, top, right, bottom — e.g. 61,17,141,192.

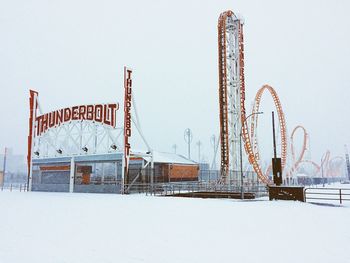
218,11,243,184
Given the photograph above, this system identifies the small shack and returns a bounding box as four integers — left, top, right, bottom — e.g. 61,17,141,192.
128,151,199,184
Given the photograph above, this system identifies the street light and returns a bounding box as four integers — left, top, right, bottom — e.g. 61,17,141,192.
210,135,217,170
172,144,177,154
240,111,264,199
196,140,202,163
184,128,193,159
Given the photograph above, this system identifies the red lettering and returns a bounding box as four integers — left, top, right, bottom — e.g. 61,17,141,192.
127,86,132,95
103,105,111,125
71,106,79,120
79,106,86,120
126,69,132,80
126,79,132,89
124,68,133,167
34,103,117,137
95,104,103,122
49,112,56,128
64,108,71,122
108,104,117,127
42,114,48,134
36,116,43,136
56,109,64,126
125,142,130,155
86,105,94,120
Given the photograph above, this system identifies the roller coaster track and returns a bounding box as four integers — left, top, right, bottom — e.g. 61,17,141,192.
294,150,333,177
218,10,344,184
291,126,307,166
218,10,285,185
250,85,287,178
286,125,308,177
299,160,321,173
288,125,319,176
285,125,344,178
327,156,344,177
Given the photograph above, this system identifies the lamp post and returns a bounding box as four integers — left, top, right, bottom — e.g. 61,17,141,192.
184,128,193,159
240,112,264,199
172,144,177,154
210,135,217,170
196,140,202,163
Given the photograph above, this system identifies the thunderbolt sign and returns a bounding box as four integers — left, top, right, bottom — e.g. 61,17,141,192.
35,104,119,136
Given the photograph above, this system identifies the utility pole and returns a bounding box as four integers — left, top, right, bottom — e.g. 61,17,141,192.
210,135,217,170
239,130,244,197
184,128,193,159
2,147,7,185
196,141,202,163
271,111,282,186
240,112,264,198
172,144,177,154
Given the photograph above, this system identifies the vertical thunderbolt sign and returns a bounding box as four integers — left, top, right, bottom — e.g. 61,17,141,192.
123,67,132,188
27,90,38,191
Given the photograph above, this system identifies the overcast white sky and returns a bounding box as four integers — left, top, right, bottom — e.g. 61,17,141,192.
0,0,349,166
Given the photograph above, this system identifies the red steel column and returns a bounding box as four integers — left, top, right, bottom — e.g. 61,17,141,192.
27,90,38,191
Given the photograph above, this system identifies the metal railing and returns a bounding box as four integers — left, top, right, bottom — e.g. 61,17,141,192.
304,187,350,204
1,183,28,192
124,182,268,198
2,179,268,198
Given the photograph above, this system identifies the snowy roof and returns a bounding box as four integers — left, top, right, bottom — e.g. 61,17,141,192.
295,173,310,177
31,150,197,166
132,151,197,165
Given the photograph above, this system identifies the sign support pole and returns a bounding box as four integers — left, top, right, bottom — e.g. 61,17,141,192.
27,90,38,192
69,157,75,193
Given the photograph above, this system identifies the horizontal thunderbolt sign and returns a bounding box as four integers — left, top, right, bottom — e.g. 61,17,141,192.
35,104,119,136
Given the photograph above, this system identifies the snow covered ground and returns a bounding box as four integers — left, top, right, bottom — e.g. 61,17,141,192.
1,190,350,263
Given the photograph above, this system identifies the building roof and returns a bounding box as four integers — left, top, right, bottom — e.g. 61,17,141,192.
32,152,123,164
147,151,197,165
131,150,197,165
32,151,197,165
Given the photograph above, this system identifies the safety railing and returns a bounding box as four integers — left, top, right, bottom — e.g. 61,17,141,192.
2,180,268,197
304,187,350,204
1,183,28,192
124,182,268,198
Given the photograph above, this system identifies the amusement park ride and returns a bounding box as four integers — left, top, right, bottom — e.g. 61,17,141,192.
26,10,345,194
345,145,350,181
217,10,344,186
218,11,286,185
